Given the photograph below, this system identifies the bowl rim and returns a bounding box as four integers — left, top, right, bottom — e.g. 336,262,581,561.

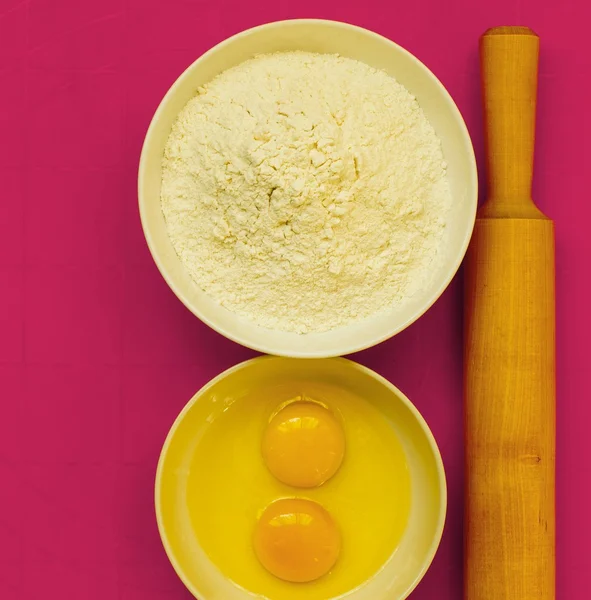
138,18,477,358
154,355,448,600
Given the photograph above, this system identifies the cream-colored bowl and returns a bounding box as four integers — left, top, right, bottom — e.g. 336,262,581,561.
156,356,447,600
139,19,477,357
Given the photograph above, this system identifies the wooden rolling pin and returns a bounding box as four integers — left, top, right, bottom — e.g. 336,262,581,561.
464,27,555,599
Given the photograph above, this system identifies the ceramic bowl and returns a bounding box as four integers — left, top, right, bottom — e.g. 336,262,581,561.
155,356,447,600
139,19,477,357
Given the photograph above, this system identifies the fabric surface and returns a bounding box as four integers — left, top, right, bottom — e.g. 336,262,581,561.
0,0,589,598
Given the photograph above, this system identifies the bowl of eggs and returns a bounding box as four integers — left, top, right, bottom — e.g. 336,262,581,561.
139,19,477,357
155,357,446,600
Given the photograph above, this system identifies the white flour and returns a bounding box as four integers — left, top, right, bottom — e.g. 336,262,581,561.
161,51,451,333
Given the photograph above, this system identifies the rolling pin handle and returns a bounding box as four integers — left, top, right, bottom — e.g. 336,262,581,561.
479,27,543,218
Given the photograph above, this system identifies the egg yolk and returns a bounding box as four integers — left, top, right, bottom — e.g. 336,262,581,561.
262,401,345,488
253,498,341,583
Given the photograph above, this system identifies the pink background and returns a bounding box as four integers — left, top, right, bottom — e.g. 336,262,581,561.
1,0,589,598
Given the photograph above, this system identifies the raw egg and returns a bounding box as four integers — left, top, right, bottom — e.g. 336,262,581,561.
187,380,411,600
262,400,345,488
253,498,341,583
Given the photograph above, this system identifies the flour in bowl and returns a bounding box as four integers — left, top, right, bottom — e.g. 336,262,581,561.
161,51,451,333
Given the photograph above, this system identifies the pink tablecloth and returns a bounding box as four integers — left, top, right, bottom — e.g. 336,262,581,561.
1,0,589,598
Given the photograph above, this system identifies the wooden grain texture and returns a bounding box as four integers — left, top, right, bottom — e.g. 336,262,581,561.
464,27,556,600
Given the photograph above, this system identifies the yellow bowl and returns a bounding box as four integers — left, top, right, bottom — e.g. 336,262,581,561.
155,356,447,600
138,19,477,358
